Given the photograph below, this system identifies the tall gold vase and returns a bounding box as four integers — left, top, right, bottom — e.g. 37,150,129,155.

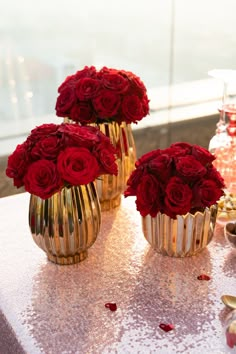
29,184,101,265
95,121,136,211
142,206,218,257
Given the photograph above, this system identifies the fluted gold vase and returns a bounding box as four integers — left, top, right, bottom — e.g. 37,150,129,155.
95,121,136,211
29,184,101,265
142,206,218,257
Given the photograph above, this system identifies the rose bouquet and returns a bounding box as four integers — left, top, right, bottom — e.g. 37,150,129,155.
55,65,149,125
6,123,118,199
124,142,225,219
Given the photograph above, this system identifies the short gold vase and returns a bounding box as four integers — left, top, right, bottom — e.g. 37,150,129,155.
29,184,101,265
142,206,218,257
95,121,136,211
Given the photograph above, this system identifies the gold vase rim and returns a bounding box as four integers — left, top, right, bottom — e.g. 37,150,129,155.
146,205,217,220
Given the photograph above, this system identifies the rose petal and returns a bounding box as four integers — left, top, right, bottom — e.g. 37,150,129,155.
197,274,211,281
105,303,117,311
159,323,175,332
226,331,236,348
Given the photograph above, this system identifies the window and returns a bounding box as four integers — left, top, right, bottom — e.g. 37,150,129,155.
0,0,235,154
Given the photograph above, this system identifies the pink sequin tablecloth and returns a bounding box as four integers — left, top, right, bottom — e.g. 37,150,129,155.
0,193,235,354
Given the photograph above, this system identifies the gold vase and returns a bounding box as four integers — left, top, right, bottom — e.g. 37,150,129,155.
95,121,136,211
142,206,218,257
29,184,101,265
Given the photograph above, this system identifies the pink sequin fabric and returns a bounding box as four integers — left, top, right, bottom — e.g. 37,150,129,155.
0,193,235,353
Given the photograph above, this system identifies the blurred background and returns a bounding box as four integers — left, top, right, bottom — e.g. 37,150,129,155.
1,0,236,196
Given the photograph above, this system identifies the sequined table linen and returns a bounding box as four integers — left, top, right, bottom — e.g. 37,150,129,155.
0,193,235,353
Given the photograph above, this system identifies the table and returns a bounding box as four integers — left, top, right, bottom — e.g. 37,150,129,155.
0,193,235,354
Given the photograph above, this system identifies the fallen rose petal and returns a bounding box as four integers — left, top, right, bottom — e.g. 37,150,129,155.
226,331,236,348
105,303,117,311
197,274,211,281
159,323,175,332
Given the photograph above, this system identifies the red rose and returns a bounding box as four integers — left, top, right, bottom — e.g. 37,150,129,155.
175,156,207,181
74,66,97,80
141,94,150,116
136,174,161,217
168,142,192,156
130,75,147,97
93,89,121,118
98,66,117,76
70,102,96,124
31,136,61,160
122,94,144,123
6,143,29,188
192,145,215,165
24,160,62,199
59,124,100,148
101,72,129,93
75,78,101,100
95,148,118,175
164,177,192,218
135,149,161,167
55,86,76,117
57,147,100,185
149,154,173,182
28,124,59,144
58,75,77,93
192,179,224,208
125,168,147,196
206,166,225,189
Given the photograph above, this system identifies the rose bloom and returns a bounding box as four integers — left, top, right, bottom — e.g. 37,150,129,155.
57,147,100,185
95,148,118,175
125,168,148,197
70,102,96,124
93,89,121,118
74,66,97,80
141,94,150,117
129,76,147,97
164,177,193,218
59,124,100,149
135,149,161,168
6,143,29,188
192,179,224,208
58,75,77,93
28,124,59,144
136,174,162,217
55,86,76,117
75,78,101,100
149,154,173,182
205,166,225,189
163,142,192,157
192,144,215,165
101,72,129,93
31,136,62,160
122,94,144,123
175,155,207,181
24,160,62,199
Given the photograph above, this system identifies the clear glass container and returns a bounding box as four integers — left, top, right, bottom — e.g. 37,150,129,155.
208,70,236,224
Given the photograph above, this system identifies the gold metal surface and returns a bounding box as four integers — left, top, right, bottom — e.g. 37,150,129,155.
221,295,236,310
94,121,136,211
142,205,218,257
29,183,101,265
